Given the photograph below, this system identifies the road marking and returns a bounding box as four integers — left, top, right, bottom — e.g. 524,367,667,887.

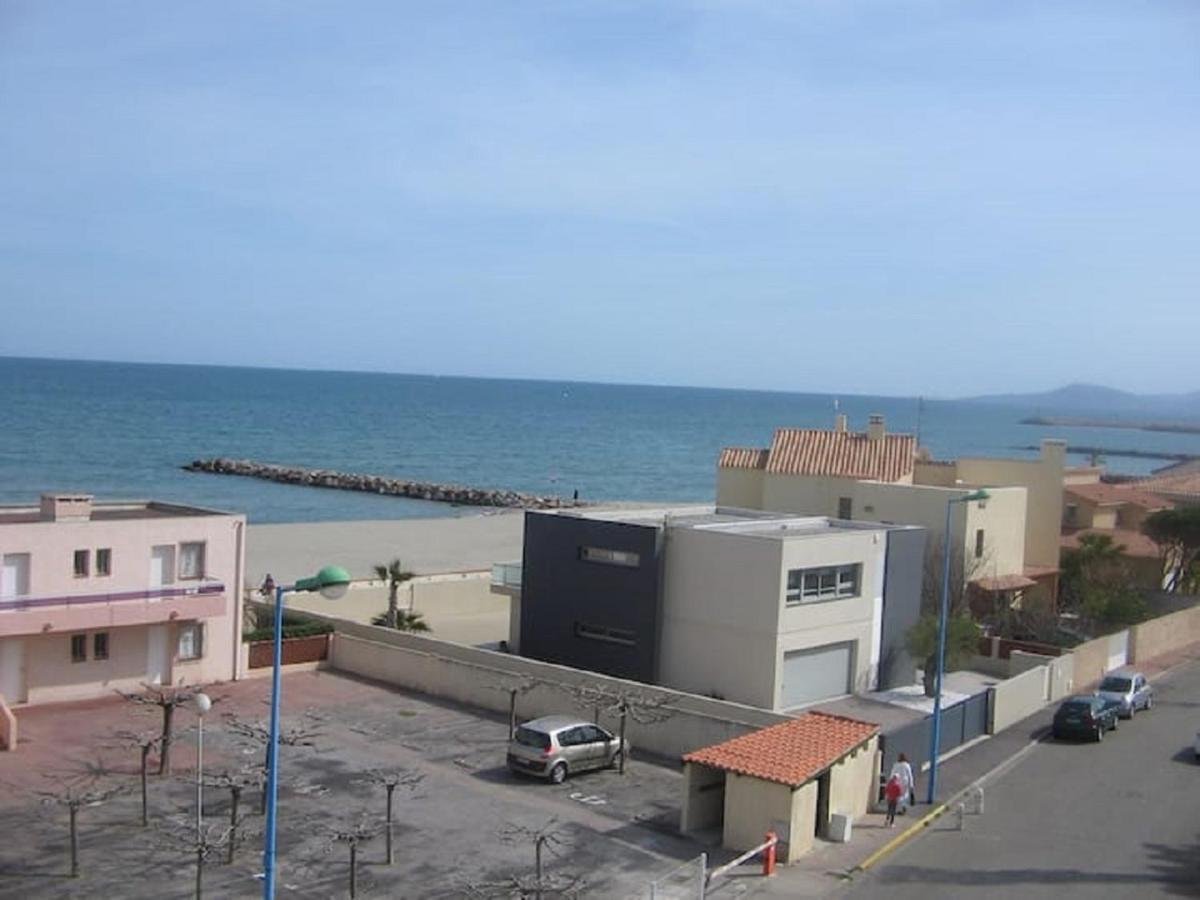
570,791,608,806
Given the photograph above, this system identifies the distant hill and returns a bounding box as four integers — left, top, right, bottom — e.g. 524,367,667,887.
964,383,1200,419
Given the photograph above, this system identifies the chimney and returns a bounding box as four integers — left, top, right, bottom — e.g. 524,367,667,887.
867,414,885,442
835,414,848,434
40,493,94,522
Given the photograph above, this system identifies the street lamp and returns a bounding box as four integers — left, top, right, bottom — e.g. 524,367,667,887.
262,565,351,899
194,691,212,838
926,488,989,805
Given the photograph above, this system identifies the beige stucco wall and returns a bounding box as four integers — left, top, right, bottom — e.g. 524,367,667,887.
1130,605,1200,663
723,773,800,860
716,467,765,509
754,475,1026,583
947,440,1067,569
990,663,1049,733
659,526,886,709
660,528,784,707
827,735,878,821
681,762,726,833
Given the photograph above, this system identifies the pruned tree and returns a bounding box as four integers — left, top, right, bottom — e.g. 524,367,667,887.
223,712,322,813
476,820,585,899
374,558,415,629
110,728,162,826
352,769,424,865
156,815,244,899
116,683,199,775
322,812,382,898
1142,506,1200,593
558,683,673,774
203,766,265,863
494,676,541,740
35,776,128,878
906,612,981,697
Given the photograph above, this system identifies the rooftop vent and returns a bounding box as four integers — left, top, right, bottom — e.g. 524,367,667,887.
867,414,885,441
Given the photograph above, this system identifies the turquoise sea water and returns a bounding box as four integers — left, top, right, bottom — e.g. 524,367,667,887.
2,357,1197,524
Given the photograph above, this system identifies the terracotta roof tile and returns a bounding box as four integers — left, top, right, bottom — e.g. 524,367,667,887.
1064,482,1171,509
1060,527,1161,559
681,712,879,788
719,447,769,470
764,428,915,481
1133,471,1200,500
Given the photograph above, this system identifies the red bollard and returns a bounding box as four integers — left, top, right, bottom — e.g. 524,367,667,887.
762,831,778,876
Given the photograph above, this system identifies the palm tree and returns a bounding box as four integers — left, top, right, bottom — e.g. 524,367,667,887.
374,558,414,629
371,609,431,632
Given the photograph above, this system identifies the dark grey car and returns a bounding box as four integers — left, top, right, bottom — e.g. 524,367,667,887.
506,716,628,784
1096,671,1153,719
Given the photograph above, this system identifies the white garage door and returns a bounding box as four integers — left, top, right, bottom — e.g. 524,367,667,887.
781,643,853,709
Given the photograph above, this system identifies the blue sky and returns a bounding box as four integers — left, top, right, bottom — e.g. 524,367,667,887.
1,1,1197,396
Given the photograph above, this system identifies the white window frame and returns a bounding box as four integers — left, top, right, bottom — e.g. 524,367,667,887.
178,542,206,580
786,563,861,605
177,622,204,661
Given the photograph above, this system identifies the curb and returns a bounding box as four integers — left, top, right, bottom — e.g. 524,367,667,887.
849,802,947,874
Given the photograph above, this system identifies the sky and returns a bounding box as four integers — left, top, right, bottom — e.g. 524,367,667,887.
1,1,1198,397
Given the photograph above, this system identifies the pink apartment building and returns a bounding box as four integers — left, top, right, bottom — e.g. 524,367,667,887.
0,494,245,706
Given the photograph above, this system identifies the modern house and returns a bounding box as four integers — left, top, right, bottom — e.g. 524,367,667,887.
511,506,927,711
717,416,1067,610
0,494,245,706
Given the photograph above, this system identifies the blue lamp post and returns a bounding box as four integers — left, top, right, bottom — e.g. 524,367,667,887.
926,489,989,805
261,565,351,899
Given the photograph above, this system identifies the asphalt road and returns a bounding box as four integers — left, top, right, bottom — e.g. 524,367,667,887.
848,658,1200,899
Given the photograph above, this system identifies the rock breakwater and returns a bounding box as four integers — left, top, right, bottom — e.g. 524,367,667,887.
182,458,584,510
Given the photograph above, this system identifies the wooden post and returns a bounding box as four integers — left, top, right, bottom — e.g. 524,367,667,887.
385,783,395,865
69,805,79,877
349,842,358,898
195,846,203,899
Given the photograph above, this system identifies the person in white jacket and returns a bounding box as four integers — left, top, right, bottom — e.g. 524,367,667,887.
889,753,915,813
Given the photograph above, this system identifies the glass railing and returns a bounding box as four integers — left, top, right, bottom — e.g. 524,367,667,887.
490,562,522,589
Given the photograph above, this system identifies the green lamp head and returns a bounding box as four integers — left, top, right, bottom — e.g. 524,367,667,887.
294,564,352,600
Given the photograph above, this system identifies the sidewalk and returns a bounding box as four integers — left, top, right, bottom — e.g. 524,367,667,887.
736,639,1200,898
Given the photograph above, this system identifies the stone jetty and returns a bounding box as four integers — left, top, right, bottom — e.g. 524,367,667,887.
182,458,584,510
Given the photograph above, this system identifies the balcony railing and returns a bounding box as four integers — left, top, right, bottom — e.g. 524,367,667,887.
0,581,225,611
490,562,522,590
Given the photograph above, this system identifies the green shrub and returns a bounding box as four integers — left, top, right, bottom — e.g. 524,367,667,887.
243,618,333,643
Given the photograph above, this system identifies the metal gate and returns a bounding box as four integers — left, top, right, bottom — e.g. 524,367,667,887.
880,689,991,778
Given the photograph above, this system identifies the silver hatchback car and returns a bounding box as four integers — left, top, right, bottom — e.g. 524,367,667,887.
1096,671,1153,719
506,716,629,784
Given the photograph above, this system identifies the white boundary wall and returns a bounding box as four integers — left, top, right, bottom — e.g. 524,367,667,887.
319,616,791,760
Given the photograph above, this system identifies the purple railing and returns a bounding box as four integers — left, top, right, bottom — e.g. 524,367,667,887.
0,582,225,611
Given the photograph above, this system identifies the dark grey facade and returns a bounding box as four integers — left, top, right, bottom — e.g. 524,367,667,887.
879,525,928,689
519,512,664,683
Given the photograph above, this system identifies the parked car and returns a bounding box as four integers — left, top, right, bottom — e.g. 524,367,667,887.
506,716,629,784
1095,671,1153,719
1052,695,1120,742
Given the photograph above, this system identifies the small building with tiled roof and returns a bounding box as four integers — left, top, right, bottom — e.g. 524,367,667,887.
1133,469,1200,507
680,712,880,860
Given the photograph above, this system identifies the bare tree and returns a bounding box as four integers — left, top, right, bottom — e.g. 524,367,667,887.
558,683,673,774
203,766,265,863
480,820,585,899
35,776,128,878
352,769,424,865
110,728,162,826
494,676,541,740
156,816,244,899
223,712,322,813
322,812,382,898
117,683,200,775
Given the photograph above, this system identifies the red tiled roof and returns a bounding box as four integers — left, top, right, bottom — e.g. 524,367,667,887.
719,447,769,470
1134,471,1200,500
1060,528,1161,560
764,428,915,481
1064,482,1171,510
681,712,879,788
971,573,1037,592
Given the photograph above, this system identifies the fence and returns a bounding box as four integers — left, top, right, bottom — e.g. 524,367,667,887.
879,690,990,777
246,634,330,669
644,854,708,899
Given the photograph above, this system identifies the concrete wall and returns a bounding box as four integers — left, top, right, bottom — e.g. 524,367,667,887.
990,663,1049,733
659,527,783,707
323,616,792,761
880,527,927,689
680,762,726,833
0,695,15,750
1046,653,1075,701
1070,629,1130,689
1129,605,1200,662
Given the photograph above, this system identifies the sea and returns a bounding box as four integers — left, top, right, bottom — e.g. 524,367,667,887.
2,357,1198,524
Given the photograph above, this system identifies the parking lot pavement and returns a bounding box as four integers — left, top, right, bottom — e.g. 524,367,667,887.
0,670,736,899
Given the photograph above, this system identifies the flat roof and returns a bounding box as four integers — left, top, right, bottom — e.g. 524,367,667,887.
0,499,236,525
540,504,910,540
